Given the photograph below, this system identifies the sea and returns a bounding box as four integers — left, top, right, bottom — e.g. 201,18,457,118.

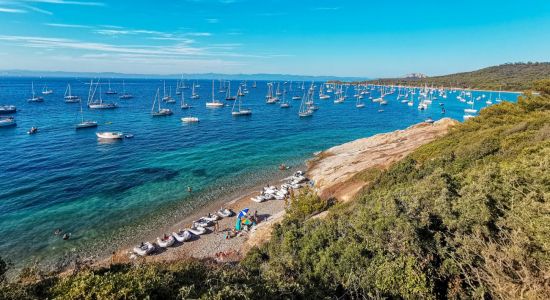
0,78,520,268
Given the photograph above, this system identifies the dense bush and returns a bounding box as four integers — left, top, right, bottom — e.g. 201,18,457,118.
1,85,548,299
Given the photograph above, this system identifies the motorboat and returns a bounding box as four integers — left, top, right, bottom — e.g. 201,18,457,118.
217,208,234,218
172,230,193,242
156,235,175,248
27,127,38,135
0,105,16,114
0,117,16,127
96,132,124,139
181,117,199,123
133,242,155,256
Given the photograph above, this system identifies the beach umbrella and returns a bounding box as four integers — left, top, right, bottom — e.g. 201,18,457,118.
238,208,249,218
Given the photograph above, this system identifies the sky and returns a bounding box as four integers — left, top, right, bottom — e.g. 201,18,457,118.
0,0,548,78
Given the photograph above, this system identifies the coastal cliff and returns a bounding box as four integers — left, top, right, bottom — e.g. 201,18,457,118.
308,118,458,202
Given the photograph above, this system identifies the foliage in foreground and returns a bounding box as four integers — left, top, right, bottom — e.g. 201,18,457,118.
1,88,549,299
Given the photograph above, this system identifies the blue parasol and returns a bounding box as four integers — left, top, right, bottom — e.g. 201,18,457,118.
237,208,249,218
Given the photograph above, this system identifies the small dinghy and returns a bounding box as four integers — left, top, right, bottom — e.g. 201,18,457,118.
251,195,267,203
172,230,193,242
203,213,221,222
194,218,213,227
217,208,234,218
133,242,155,256
156,235,175,248
188,225,207,235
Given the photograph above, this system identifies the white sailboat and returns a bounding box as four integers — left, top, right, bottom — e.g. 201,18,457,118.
119,80,134,99
162,81,175,103
41,83,53,95
191,82,200,99
225,81,236,100
64,83,80,103
180,88,190,109
298,91,313,117
76,84,98,129
105,80,117,95
231,87,252,116
88,80,118,109
280,89,290,108
206,80,224,108
151,88,173,116
27,82,44,102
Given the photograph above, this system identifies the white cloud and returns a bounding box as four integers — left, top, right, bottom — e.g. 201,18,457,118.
0,7,26,13
45,22,91,28
205,18,219,24
22,0,105,6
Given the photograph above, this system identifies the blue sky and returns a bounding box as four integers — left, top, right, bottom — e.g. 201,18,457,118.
0,0,548,77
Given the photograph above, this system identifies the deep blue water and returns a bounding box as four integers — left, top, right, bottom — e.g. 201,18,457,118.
0,78,519,266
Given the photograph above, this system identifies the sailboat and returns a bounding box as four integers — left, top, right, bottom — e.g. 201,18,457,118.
319,84,330,100
356,92,365,108
225,81,236,100
119,80,134,99
298,91,313,117
252,81,257,88
266,83,278,104
27,82,44,102
151,88,173,116
105,80,117,95
496,87,503,103
88,80,118,109
280,89,290,108
206,80,224,108
42,83,53,95
64,83,80,103
162,81,175,103
191,82,200,99
180,88,190,109
231,87,252,116
76,84,98,129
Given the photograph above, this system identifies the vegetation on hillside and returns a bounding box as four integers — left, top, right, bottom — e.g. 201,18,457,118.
367,62,550,91
1,85,549,299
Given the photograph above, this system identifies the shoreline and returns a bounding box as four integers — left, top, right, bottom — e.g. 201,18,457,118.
88,118,459,269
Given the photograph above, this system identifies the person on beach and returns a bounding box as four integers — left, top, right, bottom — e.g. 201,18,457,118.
214,220,219,233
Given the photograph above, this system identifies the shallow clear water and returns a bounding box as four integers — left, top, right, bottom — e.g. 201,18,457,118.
0,78,519,267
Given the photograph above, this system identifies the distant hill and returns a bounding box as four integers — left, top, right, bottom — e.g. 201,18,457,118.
0,69,366,82
369,62,550,91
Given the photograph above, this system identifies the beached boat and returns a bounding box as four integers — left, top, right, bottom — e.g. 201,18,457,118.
188,225,207,235
64,84,80,102
172,230,193,242
133,242,155,256
0,105,16,114
0,116,16,127
156,235,175,248
96,132,124,139
217,208,234,218
151,88,173,116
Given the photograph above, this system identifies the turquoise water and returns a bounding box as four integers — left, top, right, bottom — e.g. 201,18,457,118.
0,78,519,267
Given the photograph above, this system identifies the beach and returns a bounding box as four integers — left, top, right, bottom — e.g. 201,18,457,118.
92,118,458,268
